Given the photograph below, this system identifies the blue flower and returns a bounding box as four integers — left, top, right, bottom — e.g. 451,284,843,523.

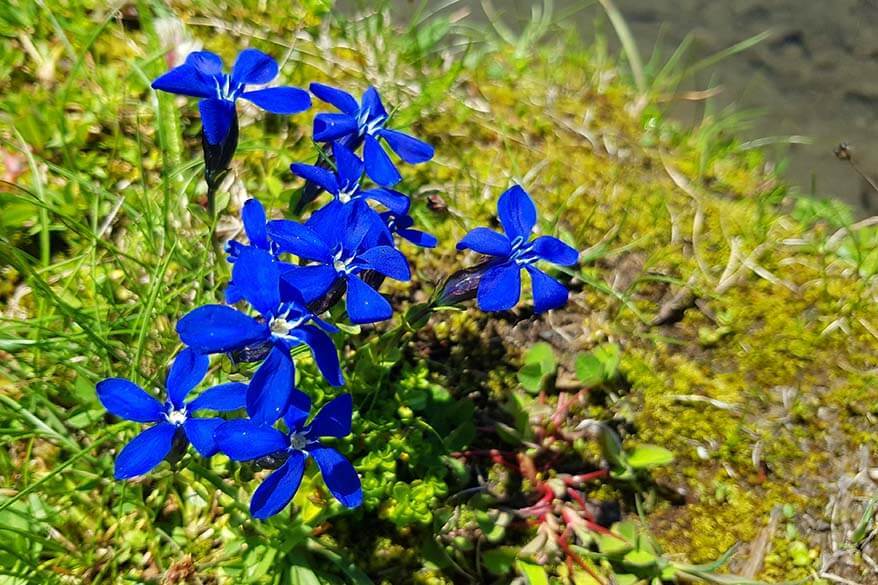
267,200,411,324
225,198,276,262
291,142,410,214
456,185,579,313
215,393,362,519
176,247,343,425
380,210,438,249
97,348,247,479
310,83,434,186
151,49,311,145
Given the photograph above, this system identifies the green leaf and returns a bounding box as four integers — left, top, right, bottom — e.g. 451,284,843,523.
518,342,557,393
477,510,509,543
593,343,621,378
574,352,604,386
516,560,550,585
614,574,639,585
483,547,517,575
595,532,633,556
526,342,556,371
595,423,628,472
623,548,658,569
627,445,675,469
518,362,547,393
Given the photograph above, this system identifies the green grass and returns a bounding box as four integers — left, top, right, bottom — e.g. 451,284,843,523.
3,1,878,584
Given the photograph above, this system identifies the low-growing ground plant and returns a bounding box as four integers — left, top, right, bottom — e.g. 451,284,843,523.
3,2,878,584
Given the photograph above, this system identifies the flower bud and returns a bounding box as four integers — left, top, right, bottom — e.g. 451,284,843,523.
434,261,490,307
202,114,239,191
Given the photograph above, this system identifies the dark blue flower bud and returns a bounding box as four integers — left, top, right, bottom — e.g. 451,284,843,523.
435,262,490,307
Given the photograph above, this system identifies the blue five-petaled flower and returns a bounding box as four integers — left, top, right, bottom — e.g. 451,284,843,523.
215,393,362,519
225,197,278,262
176,247,344,425
291,141,411,215
379,210,438,249
268,200,411,324
151,49,311,145
97,348,247,479
457,185,579,313
310,83,434,187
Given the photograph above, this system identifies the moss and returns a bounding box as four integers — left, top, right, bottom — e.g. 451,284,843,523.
6,1,878,582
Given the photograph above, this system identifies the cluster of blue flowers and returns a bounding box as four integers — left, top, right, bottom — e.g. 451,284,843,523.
97,48,579,520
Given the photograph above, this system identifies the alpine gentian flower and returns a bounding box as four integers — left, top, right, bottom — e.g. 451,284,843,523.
310,83,434,187
151,49,311,145
380,210,438,248
268,200,411,324
177,247,343,424
97,348,246,479
215,393,362,519
456,185,580,313
226,198,276,262
291,142,410,214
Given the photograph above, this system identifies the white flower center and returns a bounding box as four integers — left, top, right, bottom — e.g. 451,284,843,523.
290,432,308,451
269,310,306,339
165,407,188,426
332,250,354,274
214,75,240,102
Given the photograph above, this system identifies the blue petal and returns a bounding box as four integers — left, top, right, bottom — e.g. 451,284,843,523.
177,304,269,354
363,134,401,187
378,128,434,163
231,247,280,316
477,262,522,312
533,235,579,266
283,389,312,432
267,220,333,262
310,83,360,115
340,201,375,253
247,346,295,425
225,239,247,261
290,325,343,387
151,63,216,99
281,264,340,304
306,394,352,439
313,113,358,142
398,228,438,248
360,86,388,121
278,281,308,308
306,199,344,243
165,348,209,408
114,423,178,479
290,163,339,195
242,87,311,114
345,275,392,324
250,452,306,519
183,417,224,457
185,51,223,75
308,445,363,508
231,48,278,86
188,382,248,412
214,419,288,461
199,98,237,145
366,213,395,248
97,378,163,423
357,245,411,281
242,198,270,249
332,142,364,191
457,227,512,257
225,281,244,305
361,188,410,214
497,185,537,241
526,265,569,313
